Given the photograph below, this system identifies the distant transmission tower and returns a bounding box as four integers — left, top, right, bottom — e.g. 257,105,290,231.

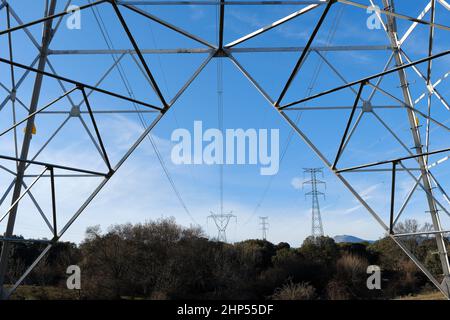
259,216,269,240
208,211,236,242
303,168,326,239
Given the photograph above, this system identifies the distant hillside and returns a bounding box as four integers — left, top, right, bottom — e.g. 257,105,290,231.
333,235,374,244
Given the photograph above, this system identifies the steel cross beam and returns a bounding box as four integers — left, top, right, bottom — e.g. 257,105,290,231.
338,0,450,31
381,0,450,296
276,0,334,106
0,0,210,298
0,0,449,300
231,52,450,298
118,1,327,4
48,45,392,55
280,49,450,109
0,0,58,297
224,2,450,298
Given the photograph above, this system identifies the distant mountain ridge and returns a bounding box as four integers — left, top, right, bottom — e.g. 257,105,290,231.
333,235,374,244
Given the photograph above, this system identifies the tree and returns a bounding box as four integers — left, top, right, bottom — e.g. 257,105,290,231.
299,236,340,266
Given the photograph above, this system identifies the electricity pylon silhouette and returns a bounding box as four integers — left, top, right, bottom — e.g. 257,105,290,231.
259,216,269,240
208,211,236,243
303,168,326,239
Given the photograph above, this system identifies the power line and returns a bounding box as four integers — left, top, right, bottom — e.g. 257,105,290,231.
217,58,224,215
303,168,325,239
245,7,344,225
89,3,198,226
207,1,237,242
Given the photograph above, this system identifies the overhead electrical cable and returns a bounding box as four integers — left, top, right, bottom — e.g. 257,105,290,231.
245,6,344,224
89,3,198,226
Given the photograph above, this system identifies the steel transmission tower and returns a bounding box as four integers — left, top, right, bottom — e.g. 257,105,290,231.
208,211,236,243
259,216,268,240
0,0,58,296
0,0,449,299
303,168,325,238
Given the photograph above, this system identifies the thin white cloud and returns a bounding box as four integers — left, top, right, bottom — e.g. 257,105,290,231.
343,204,363,215
359,183,381,200
291,176,303,190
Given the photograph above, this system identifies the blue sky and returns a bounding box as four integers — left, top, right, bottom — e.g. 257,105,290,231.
0,0,449,246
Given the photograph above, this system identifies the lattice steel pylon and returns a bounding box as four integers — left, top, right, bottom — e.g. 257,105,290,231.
259,216,268,240
0,0,449,299
303,168,325,239
208,211,236,242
